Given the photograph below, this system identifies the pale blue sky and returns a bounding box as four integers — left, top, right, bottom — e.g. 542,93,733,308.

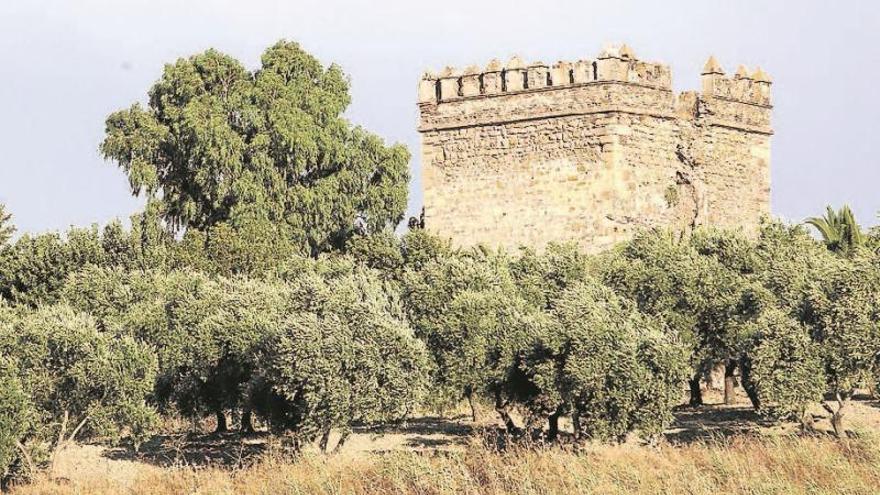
1,0,878,235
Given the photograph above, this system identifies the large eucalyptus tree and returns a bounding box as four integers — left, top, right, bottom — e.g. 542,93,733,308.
101,41,410,257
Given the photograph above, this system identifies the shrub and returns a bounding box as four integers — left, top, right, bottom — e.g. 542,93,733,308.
804,253,880,436
740,309,825,426
0,357,34,481
0,304,158,475
527,279,689,442
252,267,429,451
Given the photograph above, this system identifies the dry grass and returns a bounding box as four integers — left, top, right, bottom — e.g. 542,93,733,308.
14,433,880,495
14,395,880,494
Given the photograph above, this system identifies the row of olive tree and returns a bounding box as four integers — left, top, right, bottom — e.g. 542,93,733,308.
0,256,429,481
2,212,878,482
349,220,880,441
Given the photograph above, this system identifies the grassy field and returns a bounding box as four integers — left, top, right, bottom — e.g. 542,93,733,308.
12,395,880,495
15,435,880,495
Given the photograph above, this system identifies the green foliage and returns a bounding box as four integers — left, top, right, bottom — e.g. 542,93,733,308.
600,230,758,376
806,205,865,255
400,229,453,271
401,249,521,406
805,253,880,395
0,304,158,451
508,243,591,310
740,309,825,422
0,356,34,480
252,265,429,441
0,227,105,307
345,230,405,275
62,259,428,441
751,220,836,320
0,204,14,246
689,227,759,276
101,40,410,256
175,219,303,276
0,205,177,308
532,280,689,441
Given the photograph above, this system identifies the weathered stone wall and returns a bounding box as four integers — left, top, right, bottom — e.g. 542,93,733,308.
417,45,772,252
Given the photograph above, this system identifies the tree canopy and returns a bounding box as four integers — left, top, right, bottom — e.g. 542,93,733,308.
101,41,410,257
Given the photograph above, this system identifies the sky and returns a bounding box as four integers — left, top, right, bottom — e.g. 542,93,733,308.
1,0,878,236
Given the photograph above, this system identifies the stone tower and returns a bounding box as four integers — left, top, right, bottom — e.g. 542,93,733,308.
417,44,772,252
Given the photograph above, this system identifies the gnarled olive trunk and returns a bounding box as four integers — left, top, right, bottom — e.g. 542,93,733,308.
319,427,332,453
465,388,478,423
240,410,254,434
494,391,517,434
547,406,563,442
688,374,703,407
823,392,851,439
332,431,351,454
215,411,228,433
724,360,738,405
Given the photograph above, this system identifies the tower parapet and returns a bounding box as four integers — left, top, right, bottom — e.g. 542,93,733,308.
418,44,672,106
697,56,772,133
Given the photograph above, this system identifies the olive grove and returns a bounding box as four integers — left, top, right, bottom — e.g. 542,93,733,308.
1,39,880,487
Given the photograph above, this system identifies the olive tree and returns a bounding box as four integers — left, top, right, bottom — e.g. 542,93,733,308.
600,230,757,406
252,266,429,451
67,267,295,433
804,253,880,437
0,356,35,482
401,248,522,419
739,309,825,429
0,304,157,473
63,267,231,431
526,279,689,443
751,220,837,320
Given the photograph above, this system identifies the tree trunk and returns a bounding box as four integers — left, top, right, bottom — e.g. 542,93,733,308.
830,398,847,439
724,360,737,405
831,409,845,438
16,441,35,478
799,410,816,434
240,410,255,434
547,407,562,442
332,431,351,454
688,374,703,407
823,392,850,439
494,392,517,434
739,363,761,410
571,410,582,441
466,389,479,423
215,411,228,434
319,427,332,453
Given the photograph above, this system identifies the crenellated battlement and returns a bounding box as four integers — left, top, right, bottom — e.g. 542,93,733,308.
418,44,672,105
418,45,772,135
700,56,772,107
417,44,773,253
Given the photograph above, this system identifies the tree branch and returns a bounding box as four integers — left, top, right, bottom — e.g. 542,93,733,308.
55,410,69,450
67,415,90,445
14,441,34,477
